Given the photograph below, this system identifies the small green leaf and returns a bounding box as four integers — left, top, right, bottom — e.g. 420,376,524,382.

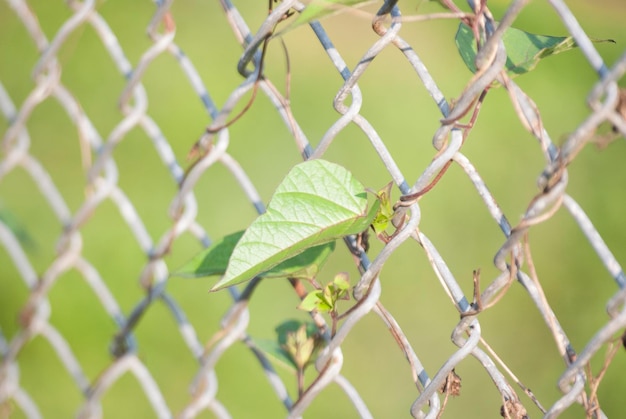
455,23,615,76
305,290,333,312
211,159,376,291
173,232,335,281
332,272,351,291
298,291,325,312
327,272,350,305
276,0,375,35
298,272,351,313
319,286,336,310
369,181,394,235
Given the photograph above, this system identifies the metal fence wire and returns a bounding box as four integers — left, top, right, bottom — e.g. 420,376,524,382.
1,0,626,417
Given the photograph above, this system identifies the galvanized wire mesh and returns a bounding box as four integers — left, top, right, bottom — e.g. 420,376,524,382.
1,0,626,418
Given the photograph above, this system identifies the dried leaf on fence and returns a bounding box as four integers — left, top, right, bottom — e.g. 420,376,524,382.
211,159,378,291
455,23,615,76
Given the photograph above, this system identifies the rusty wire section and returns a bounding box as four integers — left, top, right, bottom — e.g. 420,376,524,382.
1,0,626,418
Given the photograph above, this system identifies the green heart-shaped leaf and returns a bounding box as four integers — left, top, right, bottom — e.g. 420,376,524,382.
211,159,377,290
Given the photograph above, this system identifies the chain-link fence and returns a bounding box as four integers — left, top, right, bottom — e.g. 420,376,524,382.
1,0,626,417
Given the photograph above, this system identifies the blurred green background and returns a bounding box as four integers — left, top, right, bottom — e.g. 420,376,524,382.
1,0,625,417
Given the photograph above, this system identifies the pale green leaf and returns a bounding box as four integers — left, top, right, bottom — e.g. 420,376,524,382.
332,272,351,291
298,291,324,312
369,181,394,235
211,159,376,290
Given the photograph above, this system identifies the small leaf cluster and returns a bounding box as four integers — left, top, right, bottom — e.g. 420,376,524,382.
281,323,319,371
298,273,351,313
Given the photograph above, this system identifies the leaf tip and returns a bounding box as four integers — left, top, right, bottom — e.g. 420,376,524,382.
209,285,227,293
209,280,228,292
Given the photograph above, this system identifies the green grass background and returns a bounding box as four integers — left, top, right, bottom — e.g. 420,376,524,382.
1,0,625,417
